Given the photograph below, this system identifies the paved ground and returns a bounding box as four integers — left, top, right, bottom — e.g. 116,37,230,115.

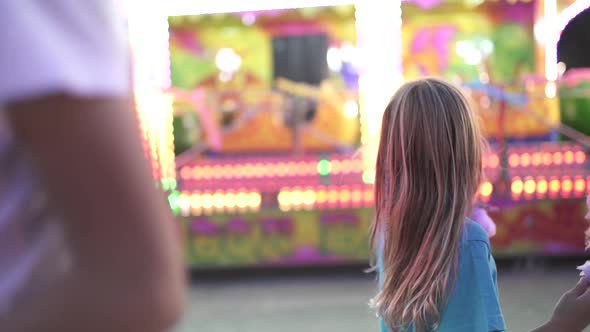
173,261,589,332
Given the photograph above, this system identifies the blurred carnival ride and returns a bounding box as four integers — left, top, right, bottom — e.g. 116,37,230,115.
123,0,590,268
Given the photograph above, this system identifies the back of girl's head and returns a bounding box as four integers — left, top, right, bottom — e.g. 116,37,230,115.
371,78,485,332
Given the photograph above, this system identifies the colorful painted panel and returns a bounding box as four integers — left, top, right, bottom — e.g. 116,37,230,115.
181,199,588,268
168,6,361,154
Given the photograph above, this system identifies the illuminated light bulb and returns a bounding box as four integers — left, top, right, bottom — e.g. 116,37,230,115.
520,153,531,167
549,178,560,192
488,154,500,168
331,160,342,174
179,192,191,215
508,153,520,167
212,192,225,209
201,193,213,209
260,164,276,178
352,188,362,202
180,166,191,180
191,167,200,180
254,164,266,178
277,163,288,177
524,178,536,194
247,192,261,208
191,193,201,209
287,162,297,175
327,47,343,72
215,48,242,73
212,165,223,179
531,152,541,166
302,189,316,206
327,188,339,203
344,99,359,119
316,189,327,204
363,188,374,204
542,152,552,166
574,178,585,193
562,178,573,193
277,190,291,208
575,151,586,164
317,159,331,176
564,151,575,165
244,163,254,178
537,178,548,194
235,192,248,209
221,165,231,178
291,189,303,207
296,162,308,176
339,188,351,204
480,181,493,197
342,160,352,174
203,165,212,179
553,152,563,165
511,178,524,194
224,192,236,209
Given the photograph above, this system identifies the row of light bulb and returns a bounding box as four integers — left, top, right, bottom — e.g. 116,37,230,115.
179,159,364,180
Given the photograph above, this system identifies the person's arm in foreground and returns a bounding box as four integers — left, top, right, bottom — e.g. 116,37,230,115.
531,278,590,332
3,96,185,332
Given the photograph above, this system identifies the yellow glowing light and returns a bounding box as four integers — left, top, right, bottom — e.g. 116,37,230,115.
562,178,573,192
488,154,500,168
549,179,560,192
236,192,248,208
574,178,585,192
225,192,236,208
508,153,520,167
302,189,316,206
327,189,339,203
511,179,524,194
201,193,213,209
537,179,548,194
247,192,262,208
316,189,327,204
212,192,224,209
339,188,351,204
524,178,536,194
277,190,291,207
190,193,201,208
564,151,574,165
520,153,531,167
575,151,586,164
531,152,541,166
480,181,493,197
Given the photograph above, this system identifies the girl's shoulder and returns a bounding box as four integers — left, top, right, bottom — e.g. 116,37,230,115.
462,219,490,244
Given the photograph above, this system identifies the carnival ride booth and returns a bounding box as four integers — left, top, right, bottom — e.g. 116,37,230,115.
398,0,590,256
122,0,590,268
168,7,369,267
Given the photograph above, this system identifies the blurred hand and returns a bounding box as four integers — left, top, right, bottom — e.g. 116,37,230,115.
549,278,590,332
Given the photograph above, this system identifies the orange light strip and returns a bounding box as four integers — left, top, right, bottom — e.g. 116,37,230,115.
507,150,585,168
179,159,364,180
510,175,588,200
178,190,262,216
278,185,374,211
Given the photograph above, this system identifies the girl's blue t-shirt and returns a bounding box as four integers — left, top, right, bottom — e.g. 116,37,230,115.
378,220,506,332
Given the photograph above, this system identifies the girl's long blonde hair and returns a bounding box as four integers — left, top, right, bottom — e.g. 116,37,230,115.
370,78,485,332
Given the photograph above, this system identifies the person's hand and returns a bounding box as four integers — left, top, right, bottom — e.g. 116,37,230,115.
548,278,590,332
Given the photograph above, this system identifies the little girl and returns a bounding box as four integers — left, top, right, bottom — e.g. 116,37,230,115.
371,78,505,332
